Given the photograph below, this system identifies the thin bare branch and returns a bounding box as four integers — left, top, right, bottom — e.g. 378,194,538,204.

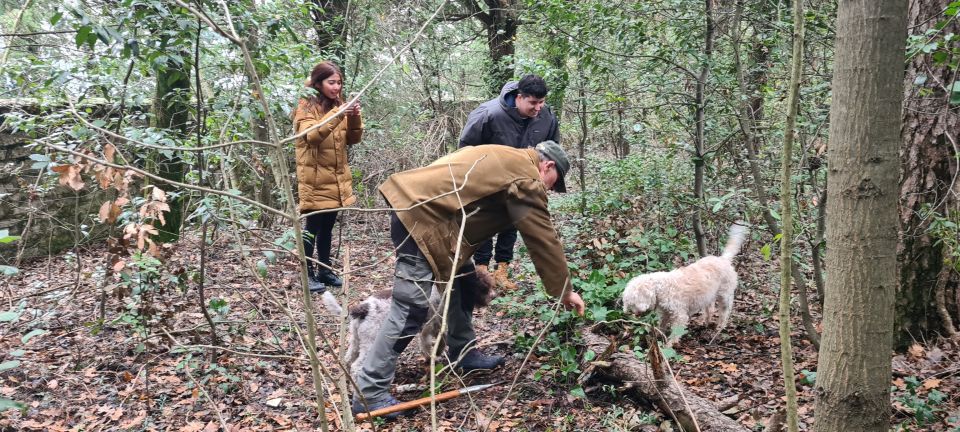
65,99,275,151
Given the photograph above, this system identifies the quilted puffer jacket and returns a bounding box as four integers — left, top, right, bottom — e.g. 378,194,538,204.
292,98,363,211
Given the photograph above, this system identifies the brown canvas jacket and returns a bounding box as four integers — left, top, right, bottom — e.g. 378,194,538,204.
293,99,363,211
379,145,572,297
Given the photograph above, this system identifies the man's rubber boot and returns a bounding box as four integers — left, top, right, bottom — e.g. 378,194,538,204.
351,394,413,421
454,348,506,372
494,262,517,291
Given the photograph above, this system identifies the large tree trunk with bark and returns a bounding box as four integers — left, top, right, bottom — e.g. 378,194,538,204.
150,52,191,242
813,2,907,431
896,0,960,348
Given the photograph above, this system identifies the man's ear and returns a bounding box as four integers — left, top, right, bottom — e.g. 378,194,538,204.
536,159,549,174
543,160,555,173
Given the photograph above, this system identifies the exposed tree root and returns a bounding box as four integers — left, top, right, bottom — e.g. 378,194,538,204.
582,330,749,432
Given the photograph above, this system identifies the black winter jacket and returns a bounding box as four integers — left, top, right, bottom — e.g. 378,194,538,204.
458,81,560,149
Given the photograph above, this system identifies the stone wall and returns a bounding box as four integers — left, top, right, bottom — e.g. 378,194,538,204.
0,99,115,263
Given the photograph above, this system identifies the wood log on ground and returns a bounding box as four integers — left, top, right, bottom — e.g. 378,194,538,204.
582,330,748,432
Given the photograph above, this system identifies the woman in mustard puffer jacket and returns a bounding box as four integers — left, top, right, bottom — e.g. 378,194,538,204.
292,61,363,292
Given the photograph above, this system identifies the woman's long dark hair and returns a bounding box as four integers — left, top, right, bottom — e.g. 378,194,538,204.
305,61,343,112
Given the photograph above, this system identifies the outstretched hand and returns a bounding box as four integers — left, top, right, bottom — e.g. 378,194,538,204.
345,100,362,117
561,291,585,316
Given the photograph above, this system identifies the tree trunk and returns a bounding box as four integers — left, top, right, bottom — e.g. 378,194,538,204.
578,83,587,211
150,52,191,242
896,0,960,349
0,0,35,68
810,165,827,304
310,0,349,63
813,2,907,431
242,1,280,222
483,0,518,96
777,0,806,427
732,0,776,232
691,0,713,258
545,29,569,122
453,0,518,96
615,100,628,159
733,0,820,348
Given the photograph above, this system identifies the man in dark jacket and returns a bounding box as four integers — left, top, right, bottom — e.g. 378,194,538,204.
458,74,561,289
352,141,584,420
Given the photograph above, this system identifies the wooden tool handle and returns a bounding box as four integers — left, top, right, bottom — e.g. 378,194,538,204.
355,388,462,421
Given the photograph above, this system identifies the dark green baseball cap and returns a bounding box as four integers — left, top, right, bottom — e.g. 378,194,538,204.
535,140,569,193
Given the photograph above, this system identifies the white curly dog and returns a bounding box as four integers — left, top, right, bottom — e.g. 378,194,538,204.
622,222,748,346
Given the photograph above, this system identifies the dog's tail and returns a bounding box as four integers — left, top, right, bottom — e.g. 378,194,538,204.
721,222,749,260
320,291,344,316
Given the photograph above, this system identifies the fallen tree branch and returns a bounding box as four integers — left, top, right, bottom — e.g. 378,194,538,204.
582,330,748,432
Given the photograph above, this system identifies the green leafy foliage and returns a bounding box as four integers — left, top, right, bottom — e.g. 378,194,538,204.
905,15,960,106
894,376,947,428
506,151,710,394
924,207,960,273
208,298,229,316
111,251,167,340
0,397,26,414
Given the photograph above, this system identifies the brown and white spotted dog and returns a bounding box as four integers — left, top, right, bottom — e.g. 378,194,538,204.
337,267,497,381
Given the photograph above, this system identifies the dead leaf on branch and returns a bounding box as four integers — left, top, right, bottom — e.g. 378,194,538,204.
151,185,167,202
111,169,139,194
51,164,85,191
98,200,123,223
137,224,158,251
94,165,113,189
122,222,159,255
138,186,171,227
139,201,170,226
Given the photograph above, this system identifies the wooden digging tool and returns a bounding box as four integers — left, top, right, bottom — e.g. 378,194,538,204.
354,382,499,421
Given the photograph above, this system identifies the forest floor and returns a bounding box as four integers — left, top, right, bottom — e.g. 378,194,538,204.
2,211,959,431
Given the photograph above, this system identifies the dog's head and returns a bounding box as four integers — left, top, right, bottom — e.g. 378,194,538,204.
348,289,392,320
622,275,655,315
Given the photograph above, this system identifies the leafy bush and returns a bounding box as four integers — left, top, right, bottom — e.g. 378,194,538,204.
504,152,706,398
893,375,947,428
